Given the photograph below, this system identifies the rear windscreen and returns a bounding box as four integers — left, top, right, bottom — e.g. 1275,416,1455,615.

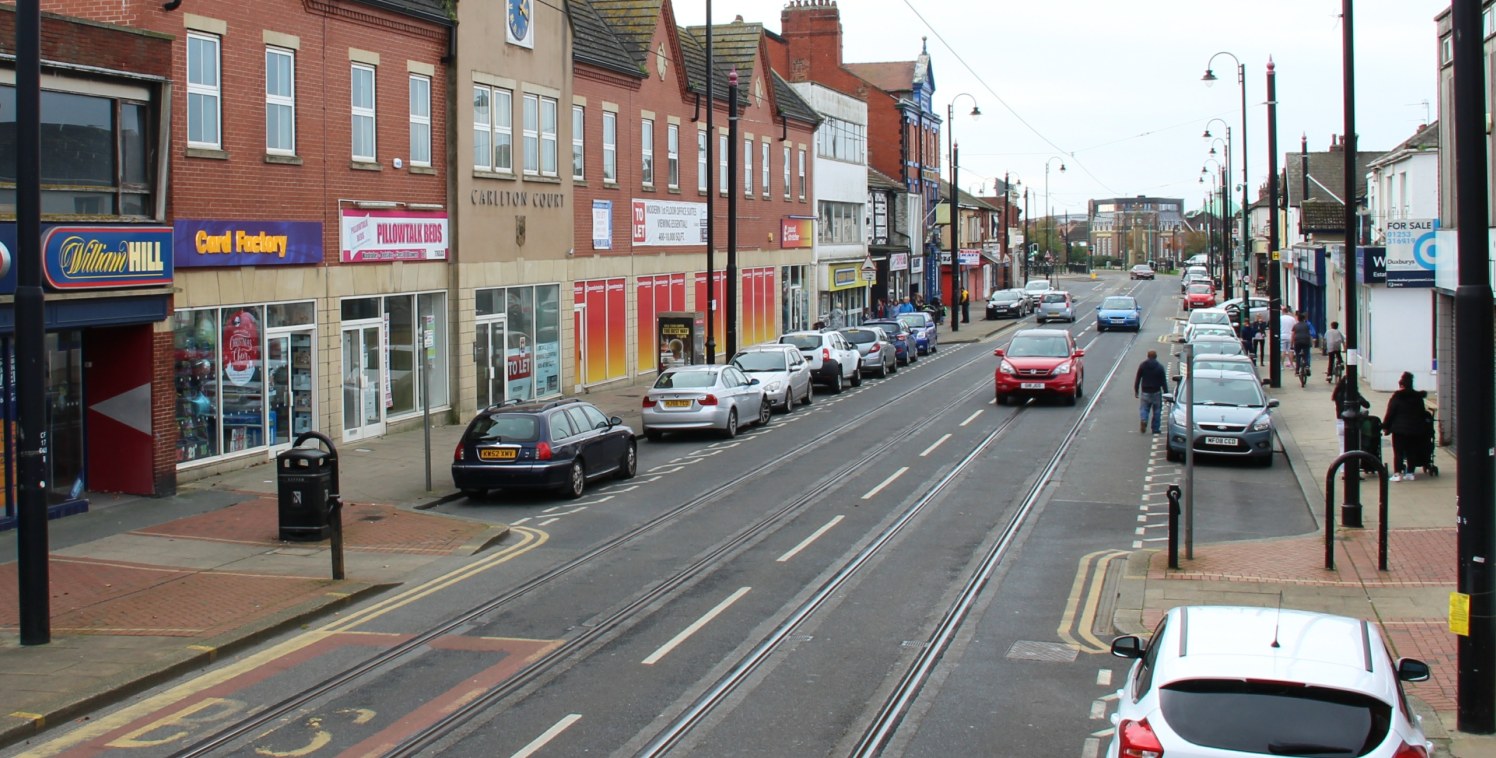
780,335,821,350
468,414,540,443
1160,679,1391,755
841,330,876,344
654,370,718,389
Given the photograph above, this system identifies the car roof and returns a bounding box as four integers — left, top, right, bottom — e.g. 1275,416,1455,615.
1153,606,1394,702
662,364,721,373
782,330,828,337
482,397,588,416
1188,333,1239,342
736,343,796,353
1014,328,1071,338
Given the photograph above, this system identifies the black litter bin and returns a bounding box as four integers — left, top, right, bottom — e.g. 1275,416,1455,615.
277,446,332,541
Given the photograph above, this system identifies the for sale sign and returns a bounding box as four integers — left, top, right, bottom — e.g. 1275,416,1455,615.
1384,218,1438,288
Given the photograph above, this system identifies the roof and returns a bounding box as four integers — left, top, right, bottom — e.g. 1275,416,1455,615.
352,0,452,25
1283,147,1385,208
867,167,904,192
937,178,999,212
771,70,820,126
844,61,915,94
586,0,664,68
1368,120,1440,169
569,0,647,77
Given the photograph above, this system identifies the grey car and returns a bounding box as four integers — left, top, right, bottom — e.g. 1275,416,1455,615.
1036,291,1075,323
839,326,897,378
731,343,813,412
641,364,771,441
1164,368,1278,465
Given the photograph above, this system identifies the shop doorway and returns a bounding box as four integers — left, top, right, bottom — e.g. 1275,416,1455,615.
341,321,384,441
475,315,508,409
267,330,315,449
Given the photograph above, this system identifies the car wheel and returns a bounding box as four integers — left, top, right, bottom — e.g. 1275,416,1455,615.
645,428,663,442
1066,388,1077,406
829,372,843,394
878,360,889,378
758,397,772,427
801,386,813,405
617,441,638,479
461,488,485,499
850,367,863,387
995,392,1006,406
562,460,586,499
722,408,739,438
1166,447,1183,463
1258,453,1275,468
780,389,794,414
1076,378,1084,398
1097,325,1105,333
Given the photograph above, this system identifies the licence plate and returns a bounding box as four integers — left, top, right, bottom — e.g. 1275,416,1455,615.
479,448,518,460
1020,382,1046,390
1204,436,1239,446
663,399,691,408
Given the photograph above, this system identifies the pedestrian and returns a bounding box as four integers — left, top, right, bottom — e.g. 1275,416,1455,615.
896,297,914,315
1382,371,1430,481
1250,314,1268,365
1134,349,1168,434
1279,307,1298,370
875,298,888,319
960,288,970,323
1322,320,1345,381
1331,372,1370,454
1290,311,1313,374
1238,317,1259,365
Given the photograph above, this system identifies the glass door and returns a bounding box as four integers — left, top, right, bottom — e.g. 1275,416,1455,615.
267,330,314,449
475,316,507,409
341,323,384,441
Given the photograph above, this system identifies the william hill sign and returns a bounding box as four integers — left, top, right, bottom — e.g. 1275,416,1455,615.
43,226,174,289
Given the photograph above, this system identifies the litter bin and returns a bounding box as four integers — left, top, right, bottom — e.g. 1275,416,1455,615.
277,446,332,541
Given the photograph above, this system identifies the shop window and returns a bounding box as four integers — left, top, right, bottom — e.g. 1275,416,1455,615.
174,310,221,462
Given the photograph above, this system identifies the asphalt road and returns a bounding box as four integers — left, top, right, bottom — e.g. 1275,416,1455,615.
17,275,1317,758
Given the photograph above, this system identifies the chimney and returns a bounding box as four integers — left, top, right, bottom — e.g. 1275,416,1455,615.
781,0,843,80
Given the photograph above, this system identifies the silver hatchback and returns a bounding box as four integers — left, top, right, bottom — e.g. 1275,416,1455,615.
839,326,897,378
1036,291,1075,323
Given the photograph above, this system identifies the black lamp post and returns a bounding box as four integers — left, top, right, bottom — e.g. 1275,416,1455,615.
1204,51,1249,336
947,93,979,333
1045,156,1066,280
1266,59,1282,389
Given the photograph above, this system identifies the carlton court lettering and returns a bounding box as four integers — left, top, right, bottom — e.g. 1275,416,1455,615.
471,189,567,208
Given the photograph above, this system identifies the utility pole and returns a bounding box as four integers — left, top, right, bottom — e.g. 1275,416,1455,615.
1267,59,1282,389
1339,0,1363,528
726,69,739,356
704,0,715,363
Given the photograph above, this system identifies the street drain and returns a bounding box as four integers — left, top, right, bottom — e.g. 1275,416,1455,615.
1006,640,1078,663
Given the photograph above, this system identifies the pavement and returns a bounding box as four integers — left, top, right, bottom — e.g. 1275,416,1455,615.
0,272,1488,755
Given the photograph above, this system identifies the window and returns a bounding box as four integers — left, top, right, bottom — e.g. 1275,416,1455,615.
667,123,679,189
492,88,513,170
744,137,753,195
817,117,866,163
783,145,791,199
572,105,584,180
818,201,863,244
641,117,655,186
265,47,294,155
697,129,708,192
719,133,728,194
472,87,491,170
797,148,806,200
523,93,539,175
602,111,617,183
541,96,557,176
351,63,376,162
187,33,221,149
409,75,431,167
0,86,156,217
761,142,769,197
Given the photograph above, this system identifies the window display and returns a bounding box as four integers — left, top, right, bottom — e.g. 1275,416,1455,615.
174,310,220,462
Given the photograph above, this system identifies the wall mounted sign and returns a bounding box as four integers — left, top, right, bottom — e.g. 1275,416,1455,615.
592,200,613,250
632,199,706,246
43,225,173,289
1384,218,1437,288
507,0,534,48
780,216,815,249
340,209,448,263
174,219,323,267
889,252,909,272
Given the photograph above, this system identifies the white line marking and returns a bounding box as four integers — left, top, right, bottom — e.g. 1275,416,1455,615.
642,587,751,665
511,517,532,526
959,410,983,427
1081,736,1100,758
920,434,952,457
538,518,560,527
1090,699,1107,720
511,714,583,758
1132,540,1143,548
1097,669,1112,687
861,467,910,500
776,515,845,563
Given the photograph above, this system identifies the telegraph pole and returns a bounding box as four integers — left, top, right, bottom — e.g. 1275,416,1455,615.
1266,59,1282,389
726,69,739,355
704,0,715,363
1339,0,1363,528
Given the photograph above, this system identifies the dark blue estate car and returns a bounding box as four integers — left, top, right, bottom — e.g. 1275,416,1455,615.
896,312,939,355
862,319,915,365
452,398,636,500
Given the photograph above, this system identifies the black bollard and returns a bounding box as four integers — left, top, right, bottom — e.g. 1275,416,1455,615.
1167,484,1183,569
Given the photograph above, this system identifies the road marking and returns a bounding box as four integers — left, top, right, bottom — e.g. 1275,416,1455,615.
776,515,845,563
959,410,983,427
1096,669,1112,687
642,587,751,665
512,714,583,758
1090,699,1107,720
538,518,560,527
1058,550,1126,654
1081,736,1101,758
861,467,909,500
920,434,952,457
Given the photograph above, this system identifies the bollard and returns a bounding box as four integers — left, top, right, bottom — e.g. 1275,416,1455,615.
293,431,344,580
1323,450,1390,571
1166,484,1182,569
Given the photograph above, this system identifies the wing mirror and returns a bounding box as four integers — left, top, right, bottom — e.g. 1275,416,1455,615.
1267,398,1280,408
1073,349,1085,358
1397,658,1432,683
1162,393,1176,404
1109,635,1146,659
609,415,624,427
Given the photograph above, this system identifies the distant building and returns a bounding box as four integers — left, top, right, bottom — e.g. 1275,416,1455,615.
1088,197,1185,269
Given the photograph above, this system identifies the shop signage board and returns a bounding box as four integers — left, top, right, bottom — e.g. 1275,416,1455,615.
780,216,814,249
43,226,174,289
174,220,323,267
592,200,613,250
1384,218,1437,288
632,199,706,246
890,252,909,272
340,209,448,263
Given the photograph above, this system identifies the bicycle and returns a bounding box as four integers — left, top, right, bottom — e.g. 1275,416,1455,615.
1326,350,1345,385
1294,344,1312,387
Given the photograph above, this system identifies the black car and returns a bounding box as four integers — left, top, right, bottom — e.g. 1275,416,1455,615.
986,289,1030,319
452,398,636,499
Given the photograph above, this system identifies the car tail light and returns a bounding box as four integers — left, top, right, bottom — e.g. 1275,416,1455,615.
822,347,831,362
642,396,657,408
453,442,464,462
699,394,719,406
869,343,881,353
1391,741,1429,758
536,441,553,460
1116,719,1164,758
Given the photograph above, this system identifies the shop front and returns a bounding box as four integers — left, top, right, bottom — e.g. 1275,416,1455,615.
476,285,563,407
1292,244,1327,331
782,265,810,333
0,225,174,525
819,261,869,328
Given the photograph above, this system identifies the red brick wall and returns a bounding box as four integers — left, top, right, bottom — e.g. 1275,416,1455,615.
0,7,172,77
152,327,176,495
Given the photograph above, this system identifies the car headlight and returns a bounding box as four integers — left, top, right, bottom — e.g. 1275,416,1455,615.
1251,413,1272,431
999,360,1017,375
1053,361,1072,375
765,381,783,393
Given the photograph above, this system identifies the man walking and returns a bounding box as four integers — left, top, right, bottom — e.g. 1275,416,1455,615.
960,288,970,323
1134,349,1168,434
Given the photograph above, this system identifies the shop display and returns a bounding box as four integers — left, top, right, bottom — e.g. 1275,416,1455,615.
173,311,220,462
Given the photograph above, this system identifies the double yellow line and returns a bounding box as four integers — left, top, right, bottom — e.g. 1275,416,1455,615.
1057,549,1128,654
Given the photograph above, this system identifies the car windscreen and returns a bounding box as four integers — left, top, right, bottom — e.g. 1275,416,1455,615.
1195,359,1253,374
469,414,541,443
1025,282,1049,292
654,370,718,389
1101,297,1135,309
1191,341,1245,357
1190,311,1231,325
1159,679,1391,756
840,329,877,344
991,292,1021,302
1186,376,1265,406
1006,335,1071,358
780,334,822,350
897,315,926,329
732,352,786,372
1187,284,1213,295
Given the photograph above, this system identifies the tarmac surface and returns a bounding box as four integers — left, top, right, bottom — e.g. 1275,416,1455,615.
0,273,1489,755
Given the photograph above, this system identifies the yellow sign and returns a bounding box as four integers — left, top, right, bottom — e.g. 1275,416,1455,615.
826,263,868,291
1271,249,1281,261
1450,591,1471,636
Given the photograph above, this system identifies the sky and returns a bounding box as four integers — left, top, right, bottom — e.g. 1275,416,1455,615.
672,0,1451,218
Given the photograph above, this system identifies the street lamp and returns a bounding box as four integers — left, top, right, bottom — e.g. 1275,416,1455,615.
1204,51,1250,336
1202,159,1224,275
1203,120,1231,286
947,93,980,332
1044,156,1066,281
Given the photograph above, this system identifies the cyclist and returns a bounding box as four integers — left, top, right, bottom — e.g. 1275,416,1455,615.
1322,320,1346,382
1290,310,1314,380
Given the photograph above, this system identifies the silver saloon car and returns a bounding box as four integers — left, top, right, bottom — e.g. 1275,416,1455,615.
642,364,771,441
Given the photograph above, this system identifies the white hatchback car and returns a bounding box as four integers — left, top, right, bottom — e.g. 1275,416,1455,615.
730,343,813,412
1109,605,1432,758
779,330,861,393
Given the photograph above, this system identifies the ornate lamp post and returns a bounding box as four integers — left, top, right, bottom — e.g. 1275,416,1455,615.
946,93,980,332
1204,51,1250,335
1044,156,1066,281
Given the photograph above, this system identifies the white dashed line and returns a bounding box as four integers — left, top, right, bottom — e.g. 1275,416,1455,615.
511,714,583,758
642,587,752,665
861,466,909,500
776,515,845,563
920,434,952,457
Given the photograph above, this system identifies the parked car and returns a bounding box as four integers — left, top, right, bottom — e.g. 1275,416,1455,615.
1184,333,1248,358
641,364,771,441
1128,264,1155,280
779,330,862,392
1164,368,1277,464
731,343,812,412
1109,605,1432,758
840,326,897,378
1183,282,1217,310
1096,295,1141,332
451,398,636,500
862,319,915,365
896,311,939,355
1021,279,1053,308
1180,265,1209,292
1036,291,1076,323
1220,295,1271,323
1182,323,1236,344
1188,354,1261,382
993,328,1085,406
985,288,1031,319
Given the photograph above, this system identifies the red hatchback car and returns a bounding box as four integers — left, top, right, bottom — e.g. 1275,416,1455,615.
993,328,1086,406
1183,282,1217,309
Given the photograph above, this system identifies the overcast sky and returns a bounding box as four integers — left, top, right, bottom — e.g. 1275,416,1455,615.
673,0,1450,217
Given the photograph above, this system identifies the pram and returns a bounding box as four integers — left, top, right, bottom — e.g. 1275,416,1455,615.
1357,414,1383,472
1413,407,1440,477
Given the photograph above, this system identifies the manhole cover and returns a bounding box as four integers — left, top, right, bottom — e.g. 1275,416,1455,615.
1006,640,1079,663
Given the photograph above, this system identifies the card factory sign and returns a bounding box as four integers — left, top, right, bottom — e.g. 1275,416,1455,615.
43,226,173,289
632,199,707,246
340,209,448,263
174,220,323,267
